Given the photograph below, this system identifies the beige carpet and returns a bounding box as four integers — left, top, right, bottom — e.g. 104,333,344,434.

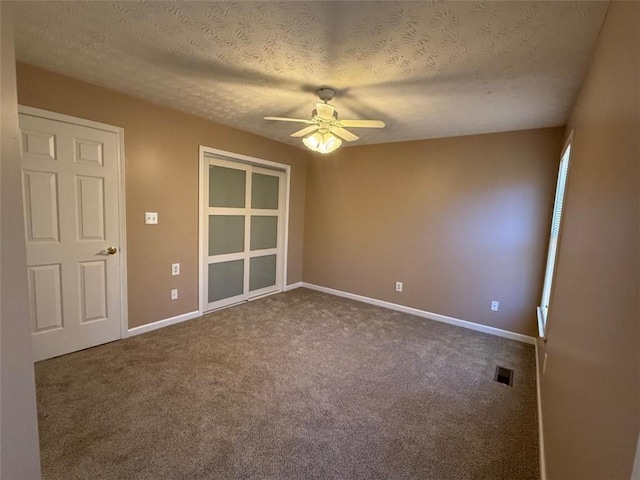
35,288,539,479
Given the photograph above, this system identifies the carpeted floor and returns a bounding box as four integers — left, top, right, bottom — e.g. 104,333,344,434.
35,288,539,479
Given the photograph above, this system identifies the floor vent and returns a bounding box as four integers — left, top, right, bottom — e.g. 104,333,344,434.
494,366,514,386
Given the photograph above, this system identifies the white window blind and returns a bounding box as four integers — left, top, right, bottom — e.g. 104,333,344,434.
539,137,572,337
551,145,570,239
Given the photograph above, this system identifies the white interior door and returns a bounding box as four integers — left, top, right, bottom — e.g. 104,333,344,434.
203,155,285,311
19,111,124,361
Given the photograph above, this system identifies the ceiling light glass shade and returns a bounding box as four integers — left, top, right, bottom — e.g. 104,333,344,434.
302,131,342,154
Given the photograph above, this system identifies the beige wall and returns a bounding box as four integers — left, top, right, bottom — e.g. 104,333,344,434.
16,63,308,328
0,5,42,478
303,127,564,337
538,2,640,478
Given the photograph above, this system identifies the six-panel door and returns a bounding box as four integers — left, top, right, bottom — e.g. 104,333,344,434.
20,113,122,361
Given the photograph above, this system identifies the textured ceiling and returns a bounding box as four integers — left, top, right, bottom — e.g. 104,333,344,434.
11,1,608,148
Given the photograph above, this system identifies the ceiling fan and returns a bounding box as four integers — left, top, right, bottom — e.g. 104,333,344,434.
264,88,385,154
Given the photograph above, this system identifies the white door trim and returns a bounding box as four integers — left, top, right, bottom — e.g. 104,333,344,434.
18,105,129,340
198,146,291,314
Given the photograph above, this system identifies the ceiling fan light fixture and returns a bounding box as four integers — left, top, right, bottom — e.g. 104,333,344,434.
265,87,384,151
302,131,342,154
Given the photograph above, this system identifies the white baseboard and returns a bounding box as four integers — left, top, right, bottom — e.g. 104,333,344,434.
535,342,547,480
285,281,302,291
300,282,536,345
126,310,202,337
127,284,302,338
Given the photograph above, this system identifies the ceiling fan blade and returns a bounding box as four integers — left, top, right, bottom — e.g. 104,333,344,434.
315,103,335,120
290,125,320,138
339,119,386,128
332,127,359,142
264,116,314,124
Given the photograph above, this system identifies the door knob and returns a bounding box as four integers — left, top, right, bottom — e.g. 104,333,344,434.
106,246,118,255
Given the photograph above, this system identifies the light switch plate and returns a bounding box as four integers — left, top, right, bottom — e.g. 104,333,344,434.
491,300,499,312
172,263,180,276
145,212,158,224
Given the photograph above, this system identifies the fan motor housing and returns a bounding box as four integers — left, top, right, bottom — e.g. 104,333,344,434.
317,88,336,103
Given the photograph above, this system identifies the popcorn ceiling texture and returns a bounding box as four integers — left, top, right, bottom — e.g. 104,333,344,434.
11,1,608,147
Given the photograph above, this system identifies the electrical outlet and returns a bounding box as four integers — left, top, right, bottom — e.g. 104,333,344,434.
171,289,178,300
491,300,499,311
145,212,158,224
171,263,180,276
395,281,403,292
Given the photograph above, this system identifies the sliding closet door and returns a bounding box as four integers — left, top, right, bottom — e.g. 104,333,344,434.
248,166,283,297
206,159,249,309
204,157,285,311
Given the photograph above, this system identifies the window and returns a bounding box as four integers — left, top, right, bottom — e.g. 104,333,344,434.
538,132,573,337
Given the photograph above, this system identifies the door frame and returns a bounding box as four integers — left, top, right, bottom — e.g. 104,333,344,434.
18,105,129,339
198,146,291,313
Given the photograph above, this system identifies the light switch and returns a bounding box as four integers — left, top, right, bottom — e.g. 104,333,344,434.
145,212,158,224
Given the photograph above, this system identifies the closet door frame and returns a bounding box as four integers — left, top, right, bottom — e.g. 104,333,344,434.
198,146,290,313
